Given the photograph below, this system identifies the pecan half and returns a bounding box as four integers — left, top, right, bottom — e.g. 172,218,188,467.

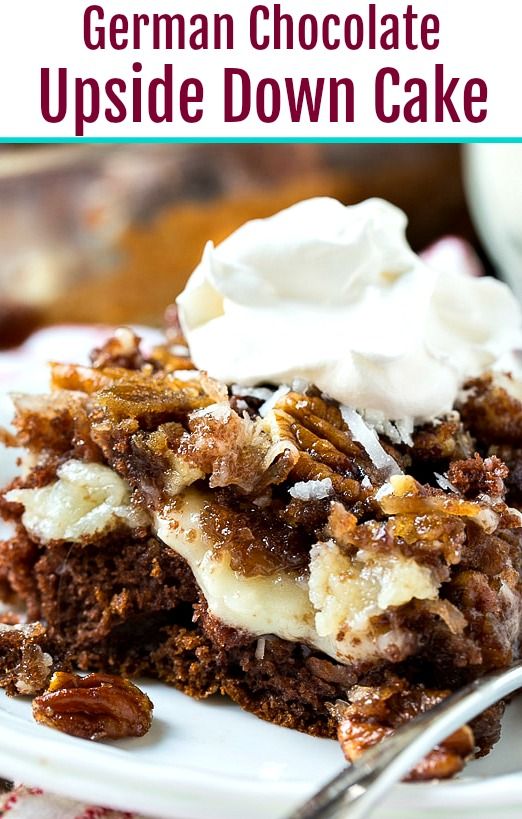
32,672,153,741
270,391,375,504
331,677,475,781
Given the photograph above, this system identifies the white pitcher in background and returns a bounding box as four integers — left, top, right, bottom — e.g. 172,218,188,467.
464,144,522,301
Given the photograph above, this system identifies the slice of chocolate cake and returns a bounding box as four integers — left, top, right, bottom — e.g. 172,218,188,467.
1,198,522,779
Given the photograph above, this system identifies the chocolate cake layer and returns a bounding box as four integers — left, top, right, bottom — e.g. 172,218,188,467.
0,520,507,753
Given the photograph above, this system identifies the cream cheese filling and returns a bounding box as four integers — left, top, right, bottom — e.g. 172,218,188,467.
154,488,440,664
6,460,147,542
10,461,441,665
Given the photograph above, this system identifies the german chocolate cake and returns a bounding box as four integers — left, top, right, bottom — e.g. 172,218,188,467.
1,198,522,778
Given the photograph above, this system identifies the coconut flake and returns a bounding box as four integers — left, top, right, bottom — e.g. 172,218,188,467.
191,403,232,422
289,478,334,501
291,377,310,394
375,482,394,501
434,472,459,494
171,344,190,356
363,410,414,447
255,637,266,660
259,385,290,418
230,384,274,402
173,369,200,381
475,507,500,533
341,407,402,476
394,417,414,447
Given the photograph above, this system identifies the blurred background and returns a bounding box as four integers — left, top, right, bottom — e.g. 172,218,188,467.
0,142,518,347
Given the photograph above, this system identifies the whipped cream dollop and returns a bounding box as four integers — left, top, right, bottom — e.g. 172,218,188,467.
177,197,522,423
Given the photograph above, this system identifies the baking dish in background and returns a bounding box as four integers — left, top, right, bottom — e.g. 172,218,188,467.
0,143,475,337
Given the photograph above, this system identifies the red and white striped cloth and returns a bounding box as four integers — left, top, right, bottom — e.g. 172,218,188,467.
0,786,151,818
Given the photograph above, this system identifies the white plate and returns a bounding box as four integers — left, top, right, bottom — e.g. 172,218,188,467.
0,326,521,819
0,684,521,819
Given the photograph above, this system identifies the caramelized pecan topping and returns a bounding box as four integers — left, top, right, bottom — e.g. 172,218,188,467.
331,678,475,781
270,391,377,506
32,672,153,741
459,373,522,446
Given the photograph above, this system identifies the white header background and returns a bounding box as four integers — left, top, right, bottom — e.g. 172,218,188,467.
0,0,521,137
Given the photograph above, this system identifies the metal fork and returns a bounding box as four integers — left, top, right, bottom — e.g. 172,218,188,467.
287,660,522,819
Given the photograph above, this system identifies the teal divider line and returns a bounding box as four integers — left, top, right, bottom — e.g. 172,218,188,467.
1,136,522,144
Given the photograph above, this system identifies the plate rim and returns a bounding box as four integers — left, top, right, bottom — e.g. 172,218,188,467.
1,692,522,819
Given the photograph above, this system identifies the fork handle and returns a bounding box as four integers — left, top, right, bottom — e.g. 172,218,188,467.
288,661,522,819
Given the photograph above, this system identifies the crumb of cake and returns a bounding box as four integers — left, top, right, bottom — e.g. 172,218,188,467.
410,416,474,463
459,373,522,446
447,454,508,499
90,327,146,370
0,622,53,697
8,390,98,461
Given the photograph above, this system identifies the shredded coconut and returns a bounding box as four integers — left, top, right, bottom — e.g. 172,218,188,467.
173,369,201,381
394,417,414,447
289,478,334,501
363,410,414,447
191,403,232,422
231,384,274,402
374,482,394,501
255,637,266,660
434,472,459,494
113,326,138,354
291,377,310,394
341,407,402,476
171,344,190,356
259,385,290,418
